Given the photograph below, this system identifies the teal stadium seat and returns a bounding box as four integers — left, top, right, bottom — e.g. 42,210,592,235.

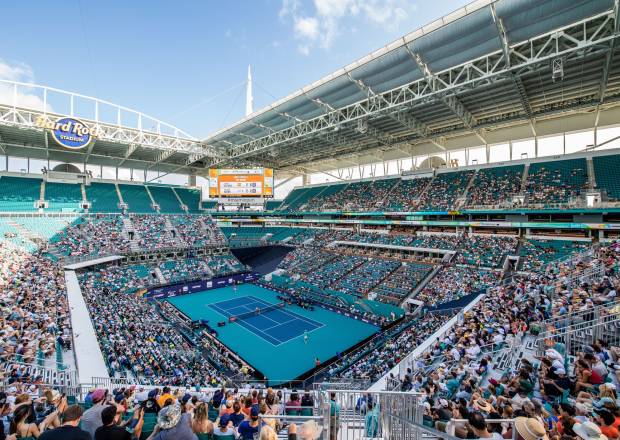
526,158,588,205
86,182,122,212
0,176,41,212
593,154,620,201
119,184,156,213
45,181,83,212
147,185,184,213
175,187,202,212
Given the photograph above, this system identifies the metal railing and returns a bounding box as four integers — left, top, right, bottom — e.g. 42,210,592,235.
1,360,78,388
318,389,424,440
540,299,620,331
535,312,620,358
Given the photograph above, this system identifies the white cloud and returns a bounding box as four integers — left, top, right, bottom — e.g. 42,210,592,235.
295,16,320,40
279,0,411,55
0,59,50,112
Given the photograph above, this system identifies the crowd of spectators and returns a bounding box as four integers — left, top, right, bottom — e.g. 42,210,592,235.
333,258,400,296
0,384,324,440
50,214,229,259
387,241,620,440
325,313,449,382
417,171,474,210
519,239,593,273
412,233,462,250
466,166,524,207
171,215,226,248
52,216,130,258
79,269,225,386
131,215,180,250
0,242,70,367
416,266,499,307
525,159,589,205
381,177,432,211
299,253,365,290
313,180,399,212
159,259,214,284
371,263,433,304
456,235,518,268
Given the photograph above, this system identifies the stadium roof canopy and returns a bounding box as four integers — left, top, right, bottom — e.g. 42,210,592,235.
1,0,619,179
204,0,620,178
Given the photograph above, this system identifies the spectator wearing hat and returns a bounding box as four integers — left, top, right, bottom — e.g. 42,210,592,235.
148,404,196,440
212,414,235,439
81,389,108,437
287,421,323,440
237,407,260,440
514,417,549,440
574,421,609,440
39,405,90,440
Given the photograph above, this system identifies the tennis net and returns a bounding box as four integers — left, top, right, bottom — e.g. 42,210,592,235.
229,302,286,322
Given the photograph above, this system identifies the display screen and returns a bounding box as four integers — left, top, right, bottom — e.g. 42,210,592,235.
208,168,274,198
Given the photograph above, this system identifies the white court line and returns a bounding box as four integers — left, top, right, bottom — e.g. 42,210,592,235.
210,300,285,346
210,295,325,346
262,317,298,331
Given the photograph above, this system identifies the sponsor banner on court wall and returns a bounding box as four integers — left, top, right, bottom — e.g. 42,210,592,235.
144,272,259,299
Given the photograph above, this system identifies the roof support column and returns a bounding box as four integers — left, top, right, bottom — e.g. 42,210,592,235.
302,173,310,186
189,173,197,187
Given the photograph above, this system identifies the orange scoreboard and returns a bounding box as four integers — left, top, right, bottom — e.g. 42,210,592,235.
208,168,274,198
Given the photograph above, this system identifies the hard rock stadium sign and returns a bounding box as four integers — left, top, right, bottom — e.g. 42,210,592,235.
35,116,100,150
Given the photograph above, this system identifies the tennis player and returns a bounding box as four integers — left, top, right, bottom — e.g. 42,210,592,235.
303,330,309,344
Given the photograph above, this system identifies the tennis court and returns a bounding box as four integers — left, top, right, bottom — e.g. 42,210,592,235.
209,295,323,346
166,283,379,382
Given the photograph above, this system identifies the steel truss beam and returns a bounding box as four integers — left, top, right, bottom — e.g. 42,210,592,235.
215,11,617,166
117,144,138,167
405,46,486,143
0,104,221,170
596,0,620,127
491,3,536,136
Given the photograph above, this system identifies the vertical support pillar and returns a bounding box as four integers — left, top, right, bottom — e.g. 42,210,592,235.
189,173,197,187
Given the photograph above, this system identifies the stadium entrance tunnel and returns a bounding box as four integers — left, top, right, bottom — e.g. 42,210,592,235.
231,245,293,275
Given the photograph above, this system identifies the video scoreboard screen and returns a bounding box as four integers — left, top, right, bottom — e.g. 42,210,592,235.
208,168,274,198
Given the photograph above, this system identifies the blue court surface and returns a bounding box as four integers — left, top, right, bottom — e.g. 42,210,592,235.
208,296,323,346
166,283,379,382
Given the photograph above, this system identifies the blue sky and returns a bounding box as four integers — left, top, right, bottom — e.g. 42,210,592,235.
1,0,467,139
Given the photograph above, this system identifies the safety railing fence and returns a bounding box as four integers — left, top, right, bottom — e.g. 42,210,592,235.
1,360,78,388
559,263,605,290
540,299,620,330
535,313,620,358
317,389,424,440
312,381,371,391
